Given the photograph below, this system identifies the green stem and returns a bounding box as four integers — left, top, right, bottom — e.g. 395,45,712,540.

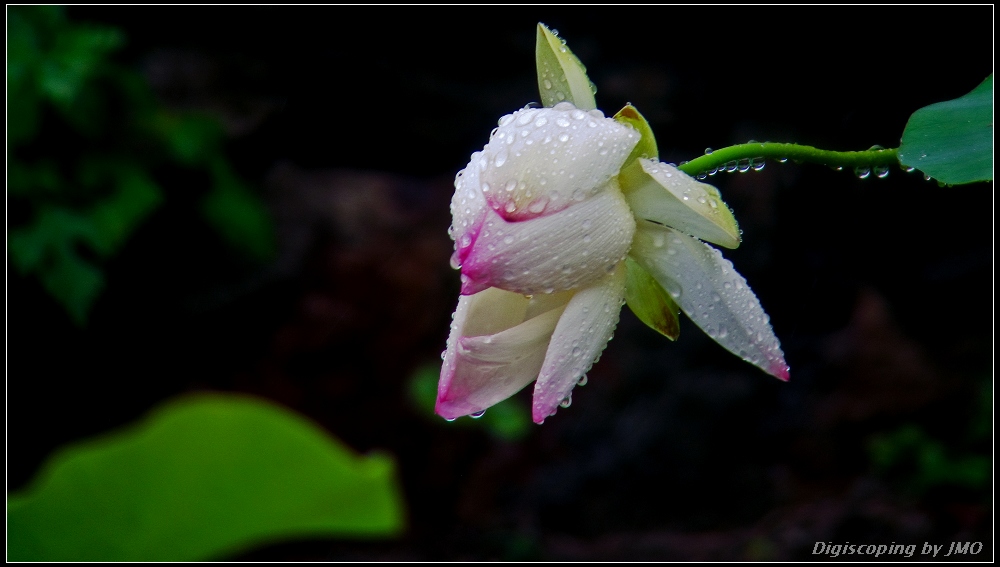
677,142,900,177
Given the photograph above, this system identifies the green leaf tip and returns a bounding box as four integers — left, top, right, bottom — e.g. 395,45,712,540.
535,23,597,110
899,74,993,185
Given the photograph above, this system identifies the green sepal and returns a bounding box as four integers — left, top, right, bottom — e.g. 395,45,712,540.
624,256,680,341
898,74,993,185
535,23,597,110
613,104,659,164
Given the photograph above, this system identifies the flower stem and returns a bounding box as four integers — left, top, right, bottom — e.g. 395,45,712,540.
677,142,900,178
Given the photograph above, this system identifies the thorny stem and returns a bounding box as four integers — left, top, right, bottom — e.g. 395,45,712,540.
676,142,900,177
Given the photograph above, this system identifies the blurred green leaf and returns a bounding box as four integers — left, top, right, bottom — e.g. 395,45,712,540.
8,393,407,561
201,158,277,261
535,23,596,110
151,112,225,166
86,164,164,257
869,424,990,495
408,364,531,441
898,74,993,185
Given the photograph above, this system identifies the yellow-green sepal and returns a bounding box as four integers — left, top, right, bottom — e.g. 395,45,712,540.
535,23,596,110
624,256,680,341
618,159,742,249
613,104,659,164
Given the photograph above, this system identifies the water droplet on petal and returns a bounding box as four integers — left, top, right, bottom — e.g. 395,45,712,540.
470,410,486,419
559,394,573,408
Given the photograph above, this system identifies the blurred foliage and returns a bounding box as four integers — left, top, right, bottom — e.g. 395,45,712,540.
7,6,275,325
898,74,993,185
408,363,532,441
868,382,991,496
7,393,406,561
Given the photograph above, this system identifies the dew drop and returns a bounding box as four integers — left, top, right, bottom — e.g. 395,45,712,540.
704,147,713,155
751,157,765,171
445,417,456,422
854,166,871,179
470,410,486,419
737,158,751,173
542,79,552,90
504,202,517,213
874,165,890,178
559,394,573,408
577,374,588,386
503,235,515,244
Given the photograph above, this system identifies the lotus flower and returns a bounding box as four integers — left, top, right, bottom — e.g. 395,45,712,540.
436,25,788,424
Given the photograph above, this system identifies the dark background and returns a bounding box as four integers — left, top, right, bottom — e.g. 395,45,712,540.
8,6,993,561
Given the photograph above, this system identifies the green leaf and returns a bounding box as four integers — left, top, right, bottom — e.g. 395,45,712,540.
535,23,596,110
613,104,659,164
86,165,164,257
201,158,277,261
624,257,680,341
8,393,407,562
8,207,106,325
898,74,993,185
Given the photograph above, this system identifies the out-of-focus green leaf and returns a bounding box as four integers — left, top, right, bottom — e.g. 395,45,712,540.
407,364,531,441
87,165,163,257
869,424,990,495
201,158,277,261
624,256,680,341
898,74,993,185
7,393,407,562
151,112,224,166
535,23,596,110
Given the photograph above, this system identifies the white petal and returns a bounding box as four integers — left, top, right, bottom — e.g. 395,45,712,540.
437,288,569,420
479,104,638,221
532,262,627,423
620,159,741,249
631,221,789,380
460,182,635,296
449,151,488,267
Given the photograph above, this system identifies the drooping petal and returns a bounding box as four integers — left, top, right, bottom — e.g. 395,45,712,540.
531,262,627,423
478,104,638,221
630,221,789,381
619,159,741,249
449,151,488,268
460,182,635,296
436,288,571,420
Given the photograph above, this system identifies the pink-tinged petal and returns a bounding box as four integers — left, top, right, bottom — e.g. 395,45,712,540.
436,289,569,420
630,221,789,381
479,104,638,221
619,159,741,249
460,183,635,296
449,151,488,269
531,262,627,423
